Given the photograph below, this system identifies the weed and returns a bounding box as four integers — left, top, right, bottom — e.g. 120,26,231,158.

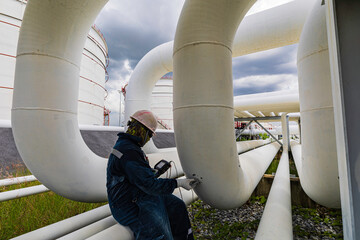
0,167,107,239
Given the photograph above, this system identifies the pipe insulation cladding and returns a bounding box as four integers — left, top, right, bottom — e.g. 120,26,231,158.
297,1,340,208
12,0,110,202
11,0,183,203
173,0,278,209
125,0,315,125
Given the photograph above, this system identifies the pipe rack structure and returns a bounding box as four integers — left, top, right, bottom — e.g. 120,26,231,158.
8,0,360,238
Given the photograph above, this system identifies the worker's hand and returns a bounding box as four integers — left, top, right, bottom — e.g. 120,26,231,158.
176,178,200,190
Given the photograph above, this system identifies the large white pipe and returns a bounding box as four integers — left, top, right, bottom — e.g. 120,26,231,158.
236,139,270,154
124,0,314,122
233,90,299,114
12,0,109,202
9,0,310,209
124,41,173,124
11,205,112,240
173,0,287,209
57,216,117,240
297,1,340,208
255,151,292,240
11,0,184,202
86,187,197,240
232,0,314,56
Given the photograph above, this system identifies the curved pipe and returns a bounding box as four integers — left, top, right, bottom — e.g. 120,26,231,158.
296,1,340,208
11,0,184,203
124,41,173,153
124,0,314,122
12,0,109,202
173,0,264,209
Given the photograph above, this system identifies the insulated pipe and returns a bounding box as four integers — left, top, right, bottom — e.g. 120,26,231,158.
297,1,340,208
232,0,315,56
124,41,173,124
124,41,173,153
11,205,112,240
11,0,184,202
57,216,117,240
124,0,314,123
236,140,270,154
255,151,292,240
12,0,109,202
0,184,49,202
281,113,290,152
233,90,299,113
173,0,257,209
0,175,37,187
86,187,197,240
291,141,302,177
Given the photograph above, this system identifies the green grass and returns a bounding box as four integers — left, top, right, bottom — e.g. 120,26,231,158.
189,198,263,240
188,197,343,240
264,157,298,177
292,205,343,239
0,167,107,239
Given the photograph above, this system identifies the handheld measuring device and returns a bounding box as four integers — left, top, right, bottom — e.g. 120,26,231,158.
154,159,171,178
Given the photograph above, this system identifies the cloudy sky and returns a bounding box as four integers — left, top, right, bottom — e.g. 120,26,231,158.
94,0,298,125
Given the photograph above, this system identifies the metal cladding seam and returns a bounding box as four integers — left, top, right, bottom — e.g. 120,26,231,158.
124,0,314,155
173,0,272,209
11,0,184,203
296,0,340,208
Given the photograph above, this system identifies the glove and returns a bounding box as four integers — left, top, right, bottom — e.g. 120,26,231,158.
177,178,200,190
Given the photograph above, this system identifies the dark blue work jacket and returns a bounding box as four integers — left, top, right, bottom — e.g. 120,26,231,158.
106,133,177,226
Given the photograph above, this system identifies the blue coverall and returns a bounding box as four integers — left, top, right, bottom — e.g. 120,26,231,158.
107,133,194,240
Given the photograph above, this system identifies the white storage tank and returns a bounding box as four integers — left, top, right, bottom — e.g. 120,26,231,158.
0,0,109,125
151,74,173,129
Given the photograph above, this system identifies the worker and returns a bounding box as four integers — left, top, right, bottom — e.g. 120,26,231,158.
107,110,199,240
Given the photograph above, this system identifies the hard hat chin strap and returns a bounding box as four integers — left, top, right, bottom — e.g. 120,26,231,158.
141,129,150,147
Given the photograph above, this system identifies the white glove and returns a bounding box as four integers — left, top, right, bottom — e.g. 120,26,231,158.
176,178,200,190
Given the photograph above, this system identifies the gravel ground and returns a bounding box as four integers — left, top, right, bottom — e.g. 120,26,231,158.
187,198,343,240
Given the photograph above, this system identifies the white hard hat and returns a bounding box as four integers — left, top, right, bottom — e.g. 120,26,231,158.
130,110,158,133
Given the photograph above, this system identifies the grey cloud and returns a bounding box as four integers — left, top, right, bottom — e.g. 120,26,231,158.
232,44,298,79
95,0,184,75
234,85,280,95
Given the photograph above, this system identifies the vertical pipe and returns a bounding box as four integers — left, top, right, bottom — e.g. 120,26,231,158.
281,113,289,152
297,0,340,208
173,0,257,209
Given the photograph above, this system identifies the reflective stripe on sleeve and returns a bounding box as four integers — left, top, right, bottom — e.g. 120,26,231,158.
111,149,123,159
